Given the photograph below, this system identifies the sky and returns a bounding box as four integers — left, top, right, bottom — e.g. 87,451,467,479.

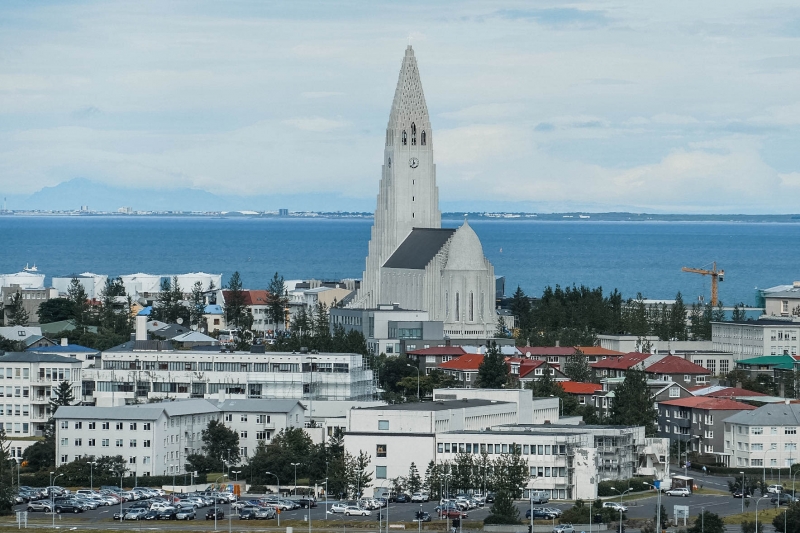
1,0,799,213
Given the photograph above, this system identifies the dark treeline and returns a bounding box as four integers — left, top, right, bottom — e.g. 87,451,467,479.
509,284,737,346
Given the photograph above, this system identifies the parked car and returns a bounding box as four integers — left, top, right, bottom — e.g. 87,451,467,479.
143,510,160,520
176,507,196,520
53,500,83,514
733,490,752,499
124,508,148,520
26,501,52,513
345,505,371,516
526,508,556,520
330,503,348,514
395,494,411,503
296,497,317,508
206,509,225,520
485,492,495,503
411,493,429,503
238,506,262,520
158,507,178,520
253,507,276,519
544,508,563,518
554,525,575,533
439,508,467,519
665,487,691,497
414,511,432,522
603,502,628,512
768,485,785,494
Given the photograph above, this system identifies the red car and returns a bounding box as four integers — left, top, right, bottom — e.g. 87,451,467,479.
439,509,467,519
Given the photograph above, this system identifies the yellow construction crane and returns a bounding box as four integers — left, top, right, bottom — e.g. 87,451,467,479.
682,262,724,306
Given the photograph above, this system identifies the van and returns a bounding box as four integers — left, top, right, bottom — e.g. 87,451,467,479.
768,485,784,494
530,491,550,504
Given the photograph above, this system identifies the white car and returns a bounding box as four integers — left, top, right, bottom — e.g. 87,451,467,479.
768,485,785,494
603,502,628,512
345,505,371,516
330,503,348,514
411,493,429,503
554,525,575,533
665,487,691,497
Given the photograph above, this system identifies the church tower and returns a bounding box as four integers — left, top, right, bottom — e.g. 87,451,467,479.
352,46,441,308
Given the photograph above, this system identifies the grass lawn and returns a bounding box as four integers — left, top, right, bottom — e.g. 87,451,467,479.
723,506,784,525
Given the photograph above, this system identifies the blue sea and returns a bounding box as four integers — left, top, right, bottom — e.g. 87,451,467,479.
1,216,798,307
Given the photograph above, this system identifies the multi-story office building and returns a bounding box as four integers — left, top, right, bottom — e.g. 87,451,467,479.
84,344,376,407
0,352,82,438
723,402,800,468
55,398,305,477
712,318,800,359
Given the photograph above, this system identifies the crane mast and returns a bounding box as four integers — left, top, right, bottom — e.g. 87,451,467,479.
681,262,724,306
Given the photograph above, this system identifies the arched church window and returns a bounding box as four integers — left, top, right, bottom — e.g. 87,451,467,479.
411,122,417,145
469,292,474,322
455,293,460,320
421,130,426,145
445,291,449,318
402,130,407,145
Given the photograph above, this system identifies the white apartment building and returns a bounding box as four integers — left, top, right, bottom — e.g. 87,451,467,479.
0,352,82,439
712,319,800,359
84,344,376,407
55,398,305,477
723,402,800,468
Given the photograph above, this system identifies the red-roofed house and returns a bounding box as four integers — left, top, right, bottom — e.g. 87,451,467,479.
515,345,625,372
408,346,468,375
506,358,567,386
439,353,485,386
220,289,277,333
591,352,658,379
559,381,603,407
694,386,769,399
657,396,756,459
645,356,711,386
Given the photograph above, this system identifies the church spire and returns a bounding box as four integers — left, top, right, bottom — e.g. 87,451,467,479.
387,46,430,136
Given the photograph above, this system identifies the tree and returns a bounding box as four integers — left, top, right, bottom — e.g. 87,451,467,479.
192,419,240,473
526,363,559,397
773,501,800,533
189,281,205,328
686,510,723,533
669,292,688,340
98,277,132,336
732,303,747,322
484,490,520,524
154,276,188,325
407,462,421,493
564,349,591,382
345,450,372,498
50,380,76,415
509,286,532,338
0,427,13,515
35,298,73,324
476,342,508,388
5,292,29,326
610,368,658,435
742,520,762,533
266,272,288,332
66,278,90,326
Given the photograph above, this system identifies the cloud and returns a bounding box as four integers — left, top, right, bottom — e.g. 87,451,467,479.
494,8,609,27
282,117,348,132
301,92,344,99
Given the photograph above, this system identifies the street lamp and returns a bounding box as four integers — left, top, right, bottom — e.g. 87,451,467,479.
89,461,97,491
292,462,301,495
265,470,280,525
756,496,768,533
644,482,662,533
740,471,746,513
170,463,176,494
49,472,63,528
611,487,630,533
231,469,241,482
214,475,227,531
321,478,329,520
406,364,420,399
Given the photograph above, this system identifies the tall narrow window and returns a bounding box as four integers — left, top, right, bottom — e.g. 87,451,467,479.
455,293,460,320
469,292,474,321
402,130,407,145
411,123,417,145
421,131,426,145
445,291,449,318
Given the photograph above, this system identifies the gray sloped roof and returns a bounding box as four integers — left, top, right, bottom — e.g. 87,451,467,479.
55,405,168,421
216,399,305,413
383,228,455,269
0,352,81,364
724,402,800,426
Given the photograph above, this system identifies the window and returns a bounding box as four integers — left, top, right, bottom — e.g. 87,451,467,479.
61,455,68,463
75,422,82,430
60,420,68,429
130,439,137,447
752,459,763,466
241,415,248,422
786,443,797,451
256,431,266,440
421,130,426,145
752,427,763,435
130,423,137,430
402,131,407,145
240,431,247,439
224,414,232,422
377,444,387,457
129,457,136,464
88,422,95,430
88,439,95,447
752,443,763,451
143,423,150,430
378,420,389,430
376,466,387,479
102,439,109,447
115,422,123,430
669,387,680,398
60,438,68,446
240,447,247,457
74,438,82,446
143,440,151,447
115,439,123,447
102,422,109,430
786,427,797,435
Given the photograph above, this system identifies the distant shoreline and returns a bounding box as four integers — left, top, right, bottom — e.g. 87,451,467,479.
1,210,800,223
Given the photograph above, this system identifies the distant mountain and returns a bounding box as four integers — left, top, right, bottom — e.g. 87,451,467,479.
9,178,375,212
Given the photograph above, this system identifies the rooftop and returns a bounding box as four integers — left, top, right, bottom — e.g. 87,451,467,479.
439,353,484,371
559,381,603,395
724,402,800,426
737,355,796,370
356,399,509,412
659,396,756,411
691,385,769,398
26,344,98,354
591,352,650,370
515,346,575,356
0,352,83,364
383,228,456,270
646,355,711,375
407,346,467,356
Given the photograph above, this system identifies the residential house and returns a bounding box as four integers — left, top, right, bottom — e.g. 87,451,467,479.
724,402,800,468
712,318,800,359
1,285,59,325
657,396,756,460
645,355,711,386
510,359,568,387
406,346,468,375
591,352,658,380
438,353,485,386
558,381,602,408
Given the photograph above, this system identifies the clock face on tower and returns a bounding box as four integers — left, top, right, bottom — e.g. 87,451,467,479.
409,157,419,168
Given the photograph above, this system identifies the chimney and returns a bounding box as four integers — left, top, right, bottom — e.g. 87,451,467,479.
60,337,68,347
794,281,800,289
555,340,560,348
135,315,147,341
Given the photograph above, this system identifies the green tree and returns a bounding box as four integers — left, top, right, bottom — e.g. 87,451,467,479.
345,450,372,498
36,298,73,324
526,363,559,397
0,336,23,352
669,292,688,340
476,342,508,388
0,427,13,515
407,462,422,493
509,286,532,339
485,490,521,524
266,272,288,333
772,501,800,533
189,281,205,328
187,419,240,473
742,520,762,533
98,277,132,335
154,276,188,324
6,292,29,326
67,278,90,326
732,303,747,321
564,349,591,382
492,448,529,498
610,368,657,435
